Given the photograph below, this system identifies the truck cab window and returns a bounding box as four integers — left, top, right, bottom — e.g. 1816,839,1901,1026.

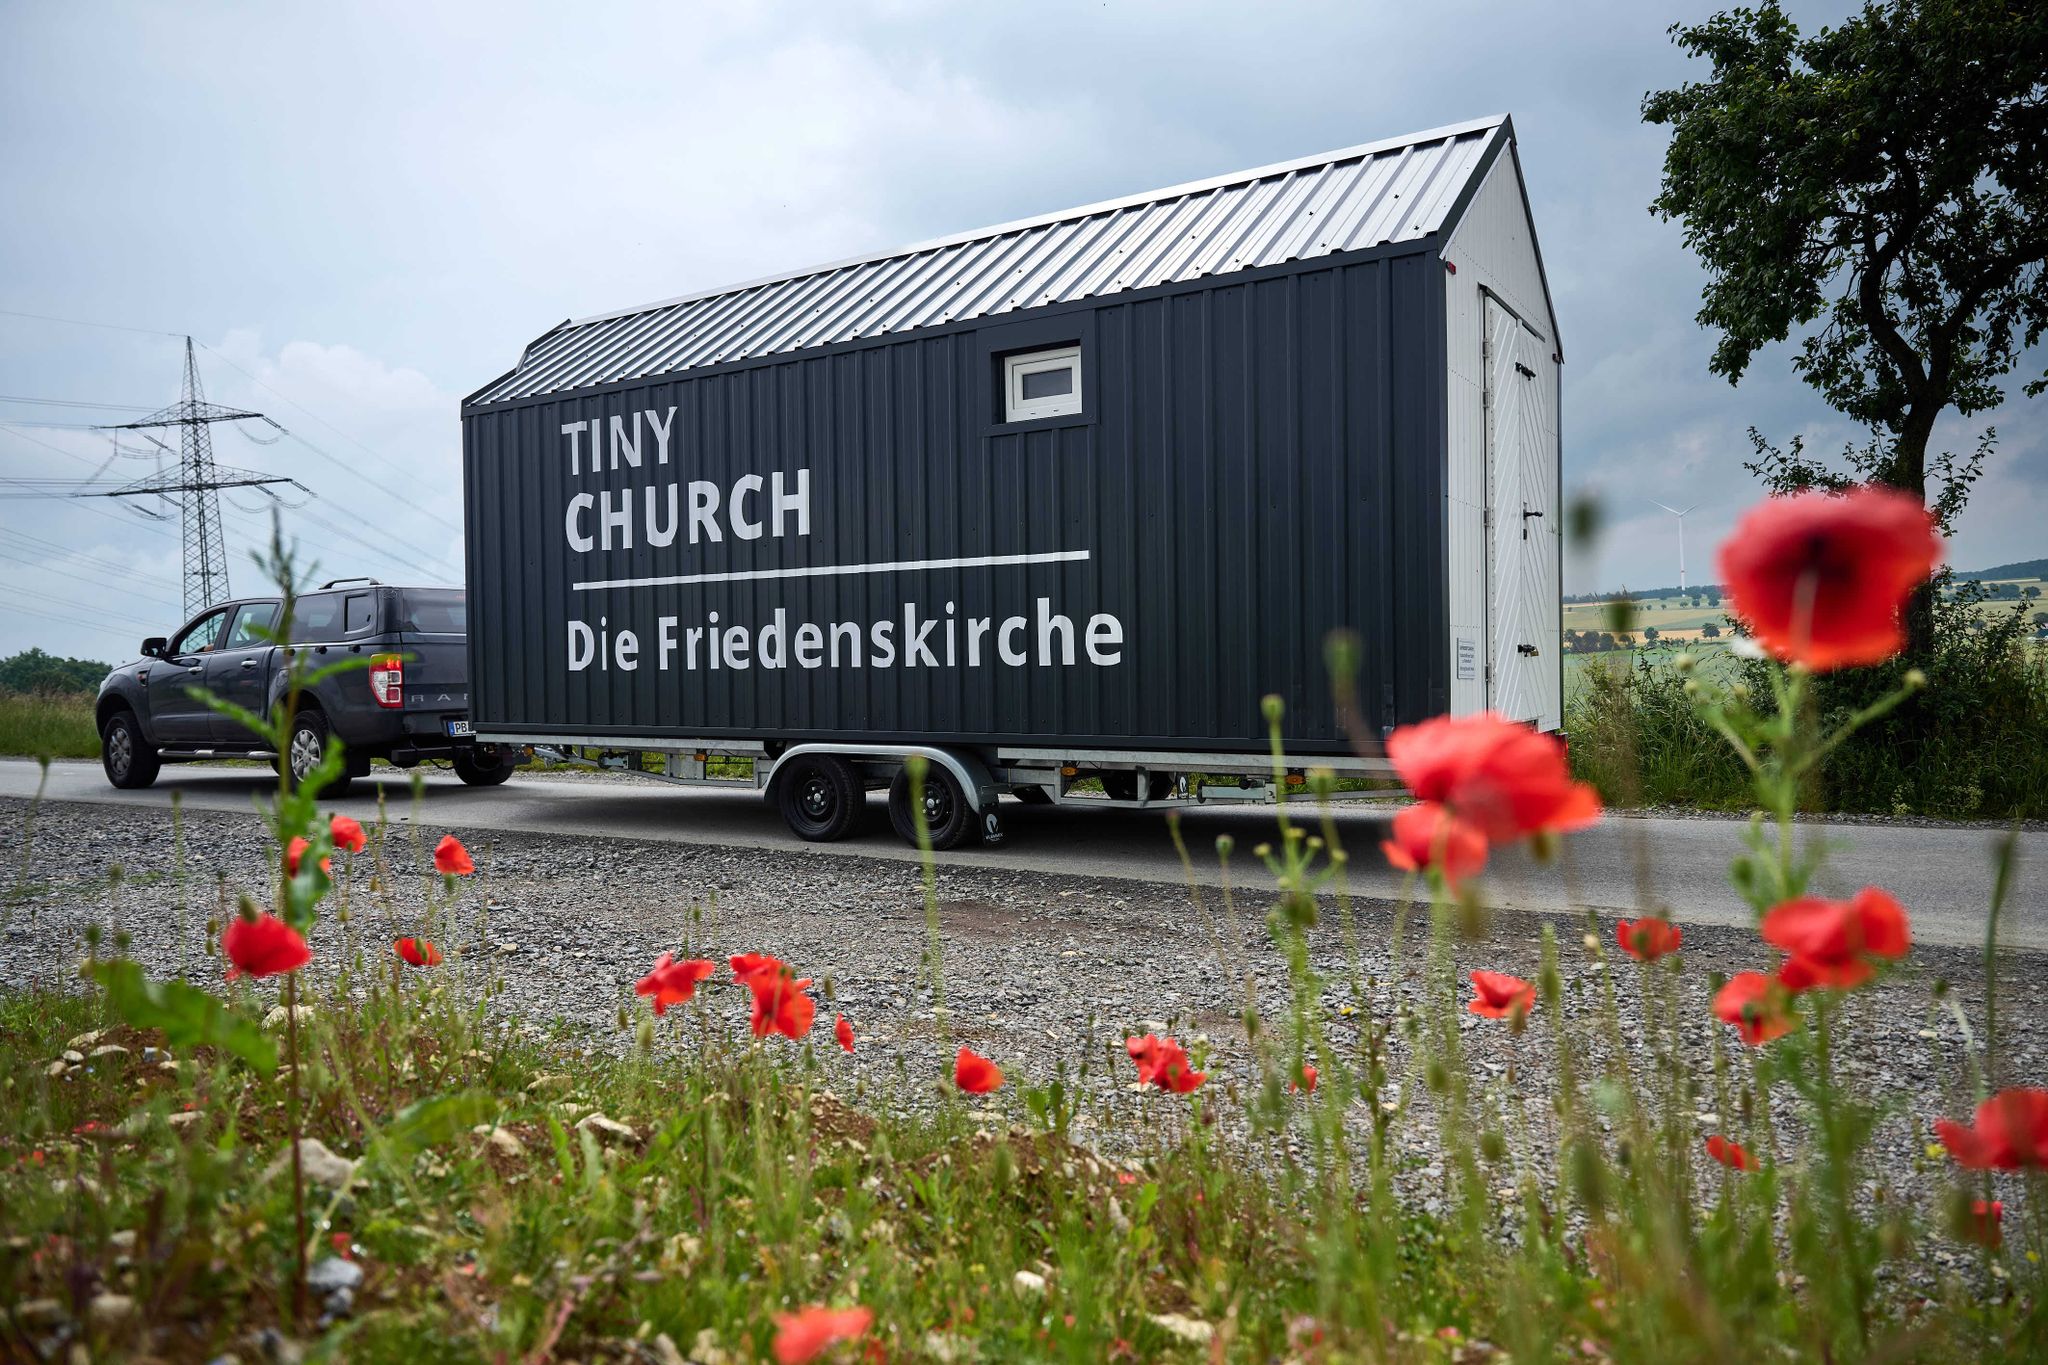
171,608,229,656
290,594,345,643
223,602,280,649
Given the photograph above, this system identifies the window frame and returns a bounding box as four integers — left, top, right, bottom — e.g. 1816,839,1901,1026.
222,600,282,650
1002,346,1084,423
170,607,231,657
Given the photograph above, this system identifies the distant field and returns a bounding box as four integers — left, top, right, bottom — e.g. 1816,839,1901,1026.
1565,574,2048,648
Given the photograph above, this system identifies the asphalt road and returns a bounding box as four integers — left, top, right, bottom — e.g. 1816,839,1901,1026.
1,758,2037,950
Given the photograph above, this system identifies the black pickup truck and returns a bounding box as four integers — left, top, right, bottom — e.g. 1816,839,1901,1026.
95,579,518,797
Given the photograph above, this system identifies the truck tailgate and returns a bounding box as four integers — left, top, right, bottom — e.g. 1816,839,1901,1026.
394,636,468,716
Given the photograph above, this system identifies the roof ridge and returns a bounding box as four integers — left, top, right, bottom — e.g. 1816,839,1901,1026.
563,114,1509,332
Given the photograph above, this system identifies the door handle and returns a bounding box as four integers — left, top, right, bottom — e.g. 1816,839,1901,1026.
185,666,203,674
240,659,259,670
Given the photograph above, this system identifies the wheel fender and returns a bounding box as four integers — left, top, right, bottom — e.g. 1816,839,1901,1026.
766,744,997,813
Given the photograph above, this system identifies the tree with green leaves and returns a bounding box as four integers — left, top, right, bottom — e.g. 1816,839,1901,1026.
1644,0,2048,655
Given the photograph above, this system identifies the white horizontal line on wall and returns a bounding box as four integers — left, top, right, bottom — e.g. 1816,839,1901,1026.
571,549,1091,593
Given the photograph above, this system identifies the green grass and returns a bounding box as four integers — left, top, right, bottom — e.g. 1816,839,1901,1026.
2,750,2041,1363
0,690,98,759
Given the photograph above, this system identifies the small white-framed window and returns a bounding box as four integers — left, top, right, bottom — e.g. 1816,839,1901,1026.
1003,346,1082,422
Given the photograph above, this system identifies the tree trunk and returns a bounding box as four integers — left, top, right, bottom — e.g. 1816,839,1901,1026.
1886,406,1938,660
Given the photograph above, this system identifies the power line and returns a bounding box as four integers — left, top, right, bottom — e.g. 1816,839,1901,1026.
0,526,182,595
0,547,184,614
0,395,157,412
0,306,183,338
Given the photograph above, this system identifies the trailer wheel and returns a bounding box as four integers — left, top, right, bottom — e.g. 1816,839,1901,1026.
888,764,975,850
775,754,863,842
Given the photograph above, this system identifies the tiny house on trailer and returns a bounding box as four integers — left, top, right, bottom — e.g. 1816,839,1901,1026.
462,113,1562,848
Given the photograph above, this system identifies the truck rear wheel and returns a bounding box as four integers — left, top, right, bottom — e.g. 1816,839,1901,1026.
101,710,161,790
285,709,352,798
888,763,975,850
453,750,514,787
1100,771,1173,802
775,754,862,841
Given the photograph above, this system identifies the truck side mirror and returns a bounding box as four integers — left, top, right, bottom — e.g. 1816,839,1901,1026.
141,637,168,659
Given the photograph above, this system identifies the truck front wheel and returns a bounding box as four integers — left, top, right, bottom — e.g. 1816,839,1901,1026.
775,754,862,841
888,763,975,850
101,710,161,790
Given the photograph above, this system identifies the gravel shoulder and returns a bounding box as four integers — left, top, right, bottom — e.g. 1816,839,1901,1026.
5,794,2043,1268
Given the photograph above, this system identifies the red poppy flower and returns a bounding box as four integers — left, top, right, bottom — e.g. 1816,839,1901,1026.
1125,1034,1206,1093
222,912,311,979
1718,486,1940,671
729,952,785,984
330,814,366,854
955,1046,1004,1093
1705,1134,1757,1171
633,952,714,1015
1380,802,1489,888
1386,713,1601,845
394,937,442,968
1934,1088,2048,1170
1616,917,1683,962
1466,970,1536,1020
1290,1064,1318,1094
1713,971,1794,1046
1762,888,1910,991
773,1305,874,1365
743,968,817,1040
1964,1198,2004,1249
284,837,330,877
835,1014,856,1053
433,835,474,876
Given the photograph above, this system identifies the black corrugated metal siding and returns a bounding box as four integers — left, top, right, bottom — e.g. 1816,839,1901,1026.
463,246,1447,757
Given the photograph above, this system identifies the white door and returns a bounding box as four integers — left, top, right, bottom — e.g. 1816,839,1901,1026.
1483,294,1559,729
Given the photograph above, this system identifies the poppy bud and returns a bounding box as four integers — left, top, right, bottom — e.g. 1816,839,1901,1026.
1254,843,1272,860
1879,1218,1910,1259
237,894,261,924
1323,630,1361,682
616,1006,630,1030
1675,653,1696,674
992,1143,1016,1188
1480,1130,1507,1162
1903,668,1927,691
84,923,102,950
1425,1060,1450,1094
1683,679,1702,698
1529,829,1559,864
1331,849,1349,866
1215,834,1234,858
635,1018,655,1052
1262,694,1285,724
108,865,125,888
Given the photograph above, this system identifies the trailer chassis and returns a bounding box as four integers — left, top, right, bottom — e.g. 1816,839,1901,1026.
494,731,1395,851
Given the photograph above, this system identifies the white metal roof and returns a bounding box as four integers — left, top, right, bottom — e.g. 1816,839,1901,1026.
470,115,1510,406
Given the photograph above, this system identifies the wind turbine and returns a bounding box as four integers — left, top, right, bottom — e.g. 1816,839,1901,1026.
1650,500,1698,595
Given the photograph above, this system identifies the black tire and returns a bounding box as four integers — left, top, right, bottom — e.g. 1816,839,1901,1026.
1100,770,1173,802
284,708,352,798
1012,786,1054,805
774,754,862,841
453,749,514,787
888,763,976,850
100,709,161,790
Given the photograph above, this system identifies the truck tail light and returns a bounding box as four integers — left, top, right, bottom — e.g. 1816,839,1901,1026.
369,654,404,709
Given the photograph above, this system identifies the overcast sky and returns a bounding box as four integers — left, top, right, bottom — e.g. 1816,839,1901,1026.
3,0,2042,663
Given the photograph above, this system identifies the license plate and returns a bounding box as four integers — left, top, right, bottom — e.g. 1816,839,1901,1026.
445,719,473,738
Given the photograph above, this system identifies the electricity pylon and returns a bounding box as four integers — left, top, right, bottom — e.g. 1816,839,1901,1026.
90,337,291,615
